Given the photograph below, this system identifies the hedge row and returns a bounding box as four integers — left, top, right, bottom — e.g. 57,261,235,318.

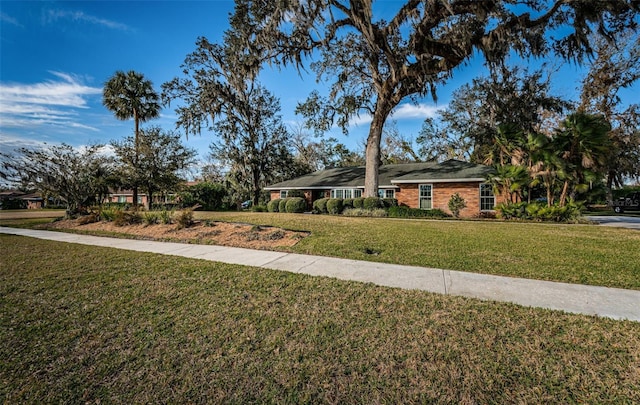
267,197,307,213
495,201,583,222
313,197,398,214
387,206,449,219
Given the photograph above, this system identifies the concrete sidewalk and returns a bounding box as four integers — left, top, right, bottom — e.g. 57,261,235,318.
2,226,639,322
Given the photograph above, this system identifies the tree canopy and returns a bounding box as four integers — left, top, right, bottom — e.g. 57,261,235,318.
111,127,196,210
1,144,114,214
162,34,300,206
230,0,638,196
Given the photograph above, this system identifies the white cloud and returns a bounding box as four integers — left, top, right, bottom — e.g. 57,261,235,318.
346,103,444,128
0,72,102,132
390,103,445,119
0,12,22,27
44,9,132,32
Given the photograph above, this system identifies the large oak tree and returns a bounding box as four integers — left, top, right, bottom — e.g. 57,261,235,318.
231,0,637,196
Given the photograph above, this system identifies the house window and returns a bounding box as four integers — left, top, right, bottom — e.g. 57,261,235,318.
280,190,288,198
118,196,127,203
480,184,496,210
419,184,432,209
378,189,395,199
331,189,362,199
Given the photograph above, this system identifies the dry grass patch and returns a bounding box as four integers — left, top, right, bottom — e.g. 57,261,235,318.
1,235,640,404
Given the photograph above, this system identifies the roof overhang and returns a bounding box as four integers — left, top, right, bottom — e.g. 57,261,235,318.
264,185,398,190
391,178,486,184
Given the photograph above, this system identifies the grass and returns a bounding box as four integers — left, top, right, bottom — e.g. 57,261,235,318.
2,210,639,289
194,212,640,290
1,234,639,403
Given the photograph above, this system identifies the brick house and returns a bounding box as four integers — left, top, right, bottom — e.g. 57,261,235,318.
265,159,503,218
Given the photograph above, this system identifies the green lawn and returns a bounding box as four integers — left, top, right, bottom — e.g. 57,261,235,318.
2,210,639,289
1,234,639,403
193,212,640,290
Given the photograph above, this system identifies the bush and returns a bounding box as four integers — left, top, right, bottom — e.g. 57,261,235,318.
251,205,267,212
101,208,119,222
326,198,344,215
77,213,100,225
267,199,281,213
278,198,289,213
343,198,354,210
353,197,365,209
313,198,329,214
286,189,306,198
178,182,228,211
174,209,195,229
113,210,143,226
143,211,160,225
448,193,467,218
342,208,388,217
159,210,173,224
495,201,583,222
382,198,398,208
387,206,450,219
285,197,307,213
363,197,383,210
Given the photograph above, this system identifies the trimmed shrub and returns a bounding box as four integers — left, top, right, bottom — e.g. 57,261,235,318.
313,198,329,214
251,205,267,212
342,198,354,210
448,193,467,218
387,206,450,219
353,197,365,209
278,198,289,213
285,197,307,213
326,198,344,215
342,208,388,217
363,197,383,210
382,198,398,208
267,199,281,213
286,189,306,198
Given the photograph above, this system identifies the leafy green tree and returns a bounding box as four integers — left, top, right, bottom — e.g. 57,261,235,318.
162,35,298,206
231,0,636,196
180,182,228,211
112,127,196,210
418,66,569,164
578,29,640,191
103,70,161,208
1,144,114,214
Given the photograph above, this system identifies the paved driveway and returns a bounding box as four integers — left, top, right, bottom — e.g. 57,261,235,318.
588,215,640,230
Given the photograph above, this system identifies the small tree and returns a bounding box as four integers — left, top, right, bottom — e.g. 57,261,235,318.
1,144,114,215
448,193,467,218
112,127,196,210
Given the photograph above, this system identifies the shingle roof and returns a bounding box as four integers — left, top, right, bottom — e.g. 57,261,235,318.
265,159,494,190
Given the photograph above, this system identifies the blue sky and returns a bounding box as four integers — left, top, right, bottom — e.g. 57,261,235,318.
1,1,638,166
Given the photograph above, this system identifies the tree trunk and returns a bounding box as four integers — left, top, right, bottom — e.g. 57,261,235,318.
252,168,261,207
133,112,140,211
559,180,570,207
364,103,392,197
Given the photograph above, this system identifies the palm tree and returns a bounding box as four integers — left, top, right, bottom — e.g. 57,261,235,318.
103,71,160,208
553,113,612,206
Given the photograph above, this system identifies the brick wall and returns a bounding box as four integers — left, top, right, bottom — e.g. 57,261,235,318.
396,182,500,217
